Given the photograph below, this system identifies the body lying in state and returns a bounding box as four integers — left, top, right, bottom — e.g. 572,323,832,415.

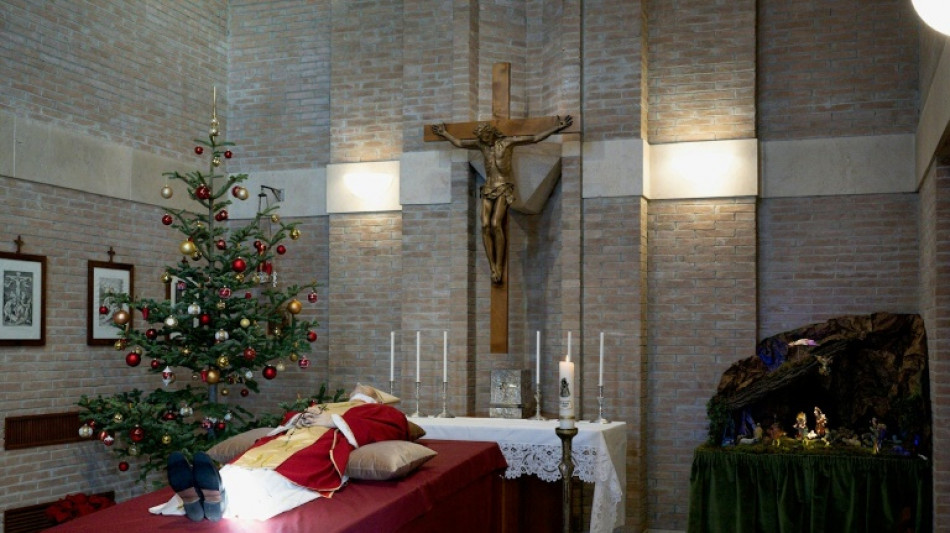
158,384,427,522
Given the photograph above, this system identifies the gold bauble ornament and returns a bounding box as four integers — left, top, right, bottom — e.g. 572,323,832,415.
114,339,127,351
128,443,139,456
195,221,205,231
160,272,172,284
290,228,301,240
206,369,221,384
236,187,249,200
216,301,226,310
270,214,280,223
160,185,174,199
132,345,144,355
217,355,230,368
162,434,172,445
220,387,230,397
113,413,124,423
113,310,131,326
289,353,299,363
235,273,245,283
210,127,219,137
212,157,221,167
272,327,282,337
239,318,251,328
276,361,286,372
287,299,302,315
191,250,202,261
179,240,197,255
182,347,191,356
164,316,178,328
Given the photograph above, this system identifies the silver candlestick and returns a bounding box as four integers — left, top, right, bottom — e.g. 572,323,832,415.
593,385,610,424
411,381,424,417
435,381,454,418
531,389,546,420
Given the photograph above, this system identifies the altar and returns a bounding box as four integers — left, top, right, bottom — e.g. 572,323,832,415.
409,416,627,533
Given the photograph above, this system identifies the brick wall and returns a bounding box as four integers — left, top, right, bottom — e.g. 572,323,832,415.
646,198,757,529
582,0,642,141
920,164,950,529
644,0,756,143
758,194,919,338
330,0,404,162
0,0,227,161
582,195,647,531
327,213,403,392
757,0,918,141
0,177,179,520
227,0,332,171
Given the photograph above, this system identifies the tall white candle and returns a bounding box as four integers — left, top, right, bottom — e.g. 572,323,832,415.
443,331,448,382
390,331,395,381
567,331,572,359
535,330,541,384
415,331,421,382
599,332,605,387
558,354,575,429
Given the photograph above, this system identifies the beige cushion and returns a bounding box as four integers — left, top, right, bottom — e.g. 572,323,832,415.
345,440,437,481
206,427,274,463
407,421,426,441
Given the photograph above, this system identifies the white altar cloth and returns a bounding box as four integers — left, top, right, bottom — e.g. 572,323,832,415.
409,417,626,533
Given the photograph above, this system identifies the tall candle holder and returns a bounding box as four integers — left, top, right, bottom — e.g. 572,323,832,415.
435,382,455,418
556,426,578,533
531,389,546,420
593,385,610,424
410,381,424,417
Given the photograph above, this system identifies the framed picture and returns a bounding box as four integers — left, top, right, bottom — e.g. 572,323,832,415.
87,260,134,346
0,251,46,346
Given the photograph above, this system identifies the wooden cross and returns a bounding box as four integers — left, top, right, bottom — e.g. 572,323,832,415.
425,63,576,354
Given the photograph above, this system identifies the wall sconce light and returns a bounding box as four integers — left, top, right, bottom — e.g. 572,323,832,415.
912,0,950,36
344,172,393,201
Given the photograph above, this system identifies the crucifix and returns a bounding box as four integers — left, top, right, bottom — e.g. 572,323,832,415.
425,62,574,353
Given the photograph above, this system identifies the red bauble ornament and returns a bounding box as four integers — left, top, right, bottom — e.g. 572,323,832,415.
276,244,287,255
125,352,141,367
215,210,229,222
98,305,109,315
245,292,253,299
243,347,257,361
232,258,247,273
199,313,212,326
118,461,129,472
224,150,233,159
262,365,277,380
141,306,150,320
214,421,226,431
307,331,317,342
162,411,177,421
150,358,161,370
195,185,211,200
162,214,173,226
307,291,318,303
240,388,250,397
145,328,158,340
253,240,263,251
232,186,242,197
216,239,227,250
218,287,232,299
194,146,204,155
130,426,145,442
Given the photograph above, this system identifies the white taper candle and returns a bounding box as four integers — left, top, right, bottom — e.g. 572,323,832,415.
415,331,421,382
443,331,448,382
599,332,605,387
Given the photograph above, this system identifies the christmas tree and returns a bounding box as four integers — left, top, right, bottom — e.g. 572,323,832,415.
78,91,324,481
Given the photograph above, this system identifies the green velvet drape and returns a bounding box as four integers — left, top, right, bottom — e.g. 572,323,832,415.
688,448,932,533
